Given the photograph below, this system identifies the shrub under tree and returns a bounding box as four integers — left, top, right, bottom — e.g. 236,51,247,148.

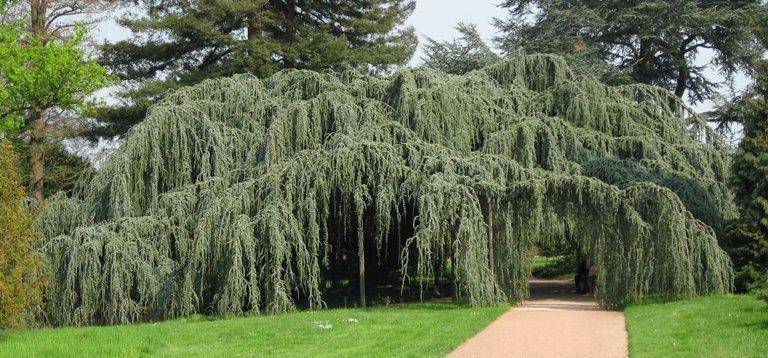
0,140,44,328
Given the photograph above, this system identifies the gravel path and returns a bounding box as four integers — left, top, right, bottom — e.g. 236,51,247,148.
449,279,628,358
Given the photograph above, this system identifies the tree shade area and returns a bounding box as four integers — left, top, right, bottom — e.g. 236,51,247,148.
37,53,735,327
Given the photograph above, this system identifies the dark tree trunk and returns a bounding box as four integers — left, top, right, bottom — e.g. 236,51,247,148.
28,1,49,202
357,216,366,308
29,113,45,201
635,40,653,84
487,198,495,285
28,0,46,37
452,248,459,301
674,62,689,99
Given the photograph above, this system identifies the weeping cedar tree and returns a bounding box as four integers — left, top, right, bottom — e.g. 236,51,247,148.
38,53,735,327
92,0,418,138
493,0,767,104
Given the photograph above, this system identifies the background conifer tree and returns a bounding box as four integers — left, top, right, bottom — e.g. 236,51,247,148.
95,0,418,137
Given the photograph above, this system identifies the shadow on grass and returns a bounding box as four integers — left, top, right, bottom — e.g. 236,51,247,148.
625,293,721,307
740,320,768,330
182,314,231,323
304,300,491,312
0,330,10,343
182,300,485,323
737,303,768,330
394,301,509,312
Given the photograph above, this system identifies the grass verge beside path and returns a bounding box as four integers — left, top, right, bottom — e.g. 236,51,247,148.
0,302,507,357
626,294,768,357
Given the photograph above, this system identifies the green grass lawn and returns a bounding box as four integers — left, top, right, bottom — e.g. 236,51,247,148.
0,302,507,357
531,255,557,269
626,294,768,357
531,255,574,279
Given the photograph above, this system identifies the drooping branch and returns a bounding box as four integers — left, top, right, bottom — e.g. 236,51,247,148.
38,52,734,326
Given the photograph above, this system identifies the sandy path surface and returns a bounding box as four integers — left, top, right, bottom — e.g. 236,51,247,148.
449,279,628,358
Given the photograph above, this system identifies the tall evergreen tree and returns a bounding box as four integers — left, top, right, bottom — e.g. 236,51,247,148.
421,23,499,75
95,0,417,137
495,0,768,103
724,11,768,291
727,60,768,291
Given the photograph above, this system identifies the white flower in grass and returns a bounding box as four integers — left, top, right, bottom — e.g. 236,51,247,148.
312,321,333,329
347,318,358,323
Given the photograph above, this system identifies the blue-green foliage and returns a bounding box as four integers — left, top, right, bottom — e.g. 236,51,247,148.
38,53,734,326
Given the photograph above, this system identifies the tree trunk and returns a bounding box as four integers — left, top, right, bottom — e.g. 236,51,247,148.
29,113,45,201
27,1,49,202
674,63,689,99
634,39,655,85
452,248,459,301
487,198,494,278
357,216,366,308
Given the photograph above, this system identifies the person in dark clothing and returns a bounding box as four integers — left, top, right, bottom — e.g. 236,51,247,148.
575,254,588,294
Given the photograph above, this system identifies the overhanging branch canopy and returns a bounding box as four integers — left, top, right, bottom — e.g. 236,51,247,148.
38,53,734,326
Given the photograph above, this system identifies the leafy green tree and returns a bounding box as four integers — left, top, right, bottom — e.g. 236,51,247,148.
495,0,767,103
421,23,500,75
0,24,112,201
0,140,44,328
2,1,117,36
94,0,418,138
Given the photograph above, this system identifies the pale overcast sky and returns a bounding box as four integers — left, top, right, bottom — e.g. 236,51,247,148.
93,0,505,63
406,0,501,65
92,0,749,113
